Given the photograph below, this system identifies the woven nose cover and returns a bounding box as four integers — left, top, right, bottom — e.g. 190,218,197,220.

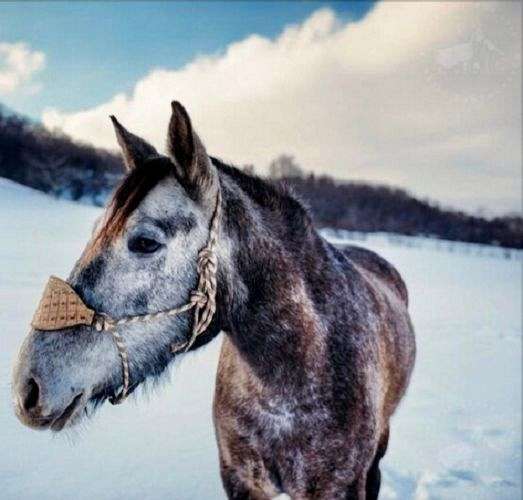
31,276,95,331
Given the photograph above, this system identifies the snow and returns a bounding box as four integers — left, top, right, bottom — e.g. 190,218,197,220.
0,178,521,500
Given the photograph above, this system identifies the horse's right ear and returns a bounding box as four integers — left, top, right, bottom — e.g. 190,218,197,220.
166,101,217,203
110,115,158,171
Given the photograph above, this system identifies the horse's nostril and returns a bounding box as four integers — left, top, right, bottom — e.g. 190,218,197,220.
23,377,40,412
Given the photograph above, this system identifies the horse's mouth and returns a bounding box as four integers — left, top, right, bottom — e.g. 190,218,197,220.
50,392,84,431
88,380,139,408
15,379,141,431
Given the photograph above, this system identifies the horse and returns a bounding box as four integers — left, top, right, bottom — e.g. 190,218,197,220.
12,101,416,499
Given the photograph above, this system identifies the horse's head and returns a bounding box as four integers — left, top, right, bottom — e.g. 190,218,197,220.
12,102,223,431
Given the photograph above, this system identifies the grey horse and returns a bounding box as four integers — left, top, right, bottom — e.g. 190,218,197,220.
13,101,416,499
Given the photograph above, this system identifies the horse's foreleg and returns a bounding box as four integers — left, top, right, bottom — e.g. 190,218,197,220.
215,420,282,500
220,464,257,500
219,460,282,500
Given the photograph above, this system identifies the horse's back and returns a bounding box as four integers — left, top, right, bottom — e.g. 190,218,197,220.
339,244,408,306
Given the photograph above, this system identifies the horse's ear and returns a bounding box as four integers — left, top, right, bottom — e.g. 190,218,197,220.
167,101,216,201
110,115,158,171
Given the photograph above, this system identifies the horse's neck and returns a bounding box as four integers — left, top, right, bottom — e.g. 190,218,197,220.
218,174,331,387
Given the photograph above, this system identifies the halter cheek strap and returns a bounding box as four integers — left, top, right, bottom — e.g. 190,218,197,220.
30,189,221,405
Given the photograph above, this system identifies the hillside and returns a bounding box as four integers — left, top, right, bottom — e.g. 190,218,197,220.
1,106,521,248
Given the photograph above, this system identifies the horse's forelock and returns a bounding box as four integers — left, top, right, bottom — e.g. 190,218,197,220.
85,157,174,259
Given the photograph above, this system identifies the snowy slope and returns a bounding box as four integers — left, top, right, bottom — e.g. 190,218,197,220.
0,179,521,499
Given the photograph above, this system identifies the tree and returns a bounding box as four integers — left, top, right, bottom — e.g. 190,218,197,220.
269,154,303,179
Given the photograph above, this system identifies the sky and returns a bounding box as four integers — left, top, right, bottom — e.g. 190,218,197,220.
0,1,521,215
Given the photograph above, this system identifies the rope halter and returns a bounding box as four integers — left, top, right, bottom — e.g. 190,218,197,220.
30,189,222,405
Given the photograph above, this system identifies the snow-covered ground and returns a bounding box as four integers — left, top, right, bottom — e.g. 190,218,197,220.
0,178,521,500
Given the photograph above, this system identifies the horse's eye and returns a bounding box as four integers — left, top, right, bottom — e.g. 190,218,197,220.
128,236,162,254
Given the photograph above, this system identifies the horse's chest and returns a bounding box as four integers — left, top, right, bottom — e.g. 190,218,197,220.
215,380,330,453
214,337,336,463
251,399,302,438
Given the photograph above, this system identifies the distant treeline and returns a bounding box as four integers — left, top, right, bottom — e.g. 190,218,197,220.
1,106,521,249
268,155,523,249
0,106,121,205
289,176,522,249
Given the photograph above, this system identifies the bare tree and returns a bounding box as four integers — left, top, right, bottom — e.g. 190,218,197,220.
269,154,303,179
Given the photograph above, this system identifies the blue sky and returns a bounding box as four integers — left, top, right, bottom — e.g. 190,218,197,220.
0,1,374,118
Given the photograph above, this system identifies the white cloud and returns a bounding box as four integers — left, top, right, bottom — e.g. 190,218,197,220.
0,42,45,94
42,2,521,214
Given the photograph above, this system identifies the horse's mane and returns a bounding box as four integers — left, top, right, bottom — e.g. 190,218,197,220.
89,156,173,253
211,157,312,228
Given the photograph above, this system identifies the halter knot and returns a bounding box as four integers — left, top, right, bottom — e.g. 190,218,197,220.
197,247,217,273
190,290,208,307
94,314,113,332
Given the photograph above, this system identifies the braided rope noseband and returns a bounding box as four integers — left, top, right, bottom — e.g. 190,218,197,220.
31,189,221,405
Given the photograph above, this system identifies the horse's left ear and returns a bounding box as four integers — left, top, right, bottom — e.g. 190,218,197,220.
110,115,158,171
167,101,217,202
